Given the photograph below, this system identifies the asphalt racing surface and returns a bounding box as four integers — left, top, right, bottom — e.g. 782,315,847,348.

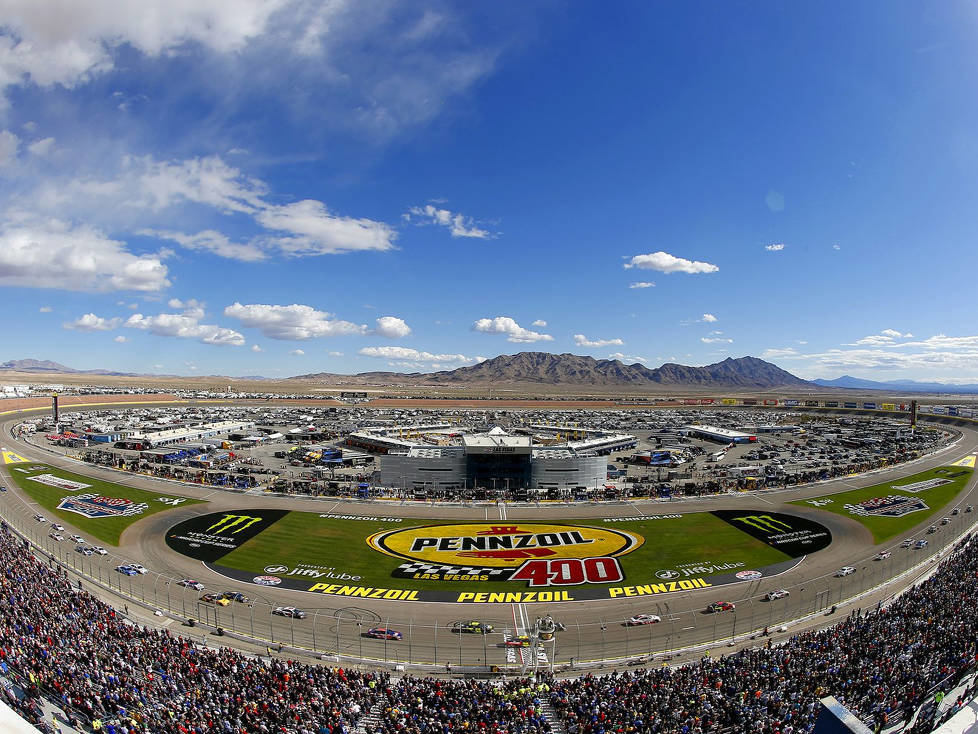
3,407,977,672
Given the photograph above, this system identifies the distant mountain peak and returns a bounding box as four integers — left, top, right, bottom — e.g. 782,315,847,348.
292,352,810,389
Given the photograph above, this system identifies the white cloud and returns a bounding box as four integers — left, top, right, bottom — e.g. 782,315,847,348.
701,313,718,323
257,200,397,255
358,345,474,364
629,281,655,289
328,350,343,357
0,130,19,164
374,316,412,339
848,329,914,346
290,349,305,356
623,251,718,274
761,347,800,359
131,155,268,214
608,352,647,363
472,316,553,343
125,310,245,346
0,1,287,93
27,137,55,156
573,334,624,348
406,204,491,239
250,344,262,352
63,312,122,331
0,218,170,292
832,244,841,250
531,319,547,327
142,229,266,262
223,302,366,340
38,305,52,313
116,300,139,310
701,336,733,344
114,335,127,343
764,243,785,252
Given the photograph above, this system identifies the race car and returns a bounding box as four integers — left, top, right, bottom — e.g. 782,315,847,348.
200,593,230,606
874,551,891,561
450,620,494,634
764,589,790,601
835,566,856,577
220,591,250,603
115,565,139,576
706,602,735,613
272,606,306,619
90,546,108,555
127,563,148,574
503,635,531,647
178,579,205,590
75,545,94,556
624,614,661,626
365,627,402,640
33,515,46,523
941,517,951,525
69,534,85,544
900,539,914,548
48,532,63,541
51,524,65,532
915,540,929,549
967,506,974,513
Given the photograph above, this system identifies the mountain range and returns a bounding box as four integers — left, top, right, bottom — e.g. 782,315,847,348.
292,353,811,389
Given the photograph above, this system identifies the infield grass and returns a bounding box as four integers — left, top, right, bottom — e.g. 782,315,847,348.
8,463,205,545
216,511,793,593
789,466,973,544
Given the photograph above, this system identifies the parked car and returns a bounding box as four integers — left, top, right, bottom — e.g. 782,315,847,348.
365,627,402,640
624,614,661,626
272,606,306,619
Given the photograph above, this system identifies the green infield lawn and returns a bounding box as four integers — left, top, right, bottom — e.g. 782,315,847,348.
790,466,973,544
8,463,205,545
216,511,794,593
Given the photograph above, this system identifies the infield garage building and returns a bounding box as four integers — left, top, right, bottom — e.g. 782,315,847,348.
380,427,617,492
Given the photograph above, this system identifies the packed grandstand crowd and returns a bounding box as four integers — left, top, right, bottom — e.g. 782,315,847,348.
1,522,976,733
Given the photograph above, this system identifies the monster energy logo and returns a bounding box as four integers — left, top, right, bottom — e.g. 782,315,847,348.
205,514,263,535
732,515,792,533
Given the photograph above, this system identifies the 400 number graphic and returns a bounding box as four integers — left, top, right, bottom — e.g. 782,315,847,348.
509,557,624,587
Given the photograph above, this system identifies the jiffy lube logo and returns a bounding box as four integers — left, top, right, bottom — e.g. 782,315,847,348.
368,523,643,567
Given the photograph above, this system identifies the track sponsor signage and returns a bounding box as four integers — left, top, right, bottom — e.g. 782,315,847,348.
369,522,641,587
844,496,928,518
165,509,290,563
29,473,91,491
710,510,833,555
56,493,148,519
169,510,830,604
890,478,952,493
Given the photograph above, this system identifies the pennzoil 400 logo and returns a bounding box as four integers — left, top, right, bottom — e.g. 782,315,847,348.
56,493,148,519
368,523,643,587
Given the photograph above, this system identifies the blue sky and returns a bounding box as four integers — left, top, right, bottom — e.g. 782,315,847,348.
1,1,977,381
